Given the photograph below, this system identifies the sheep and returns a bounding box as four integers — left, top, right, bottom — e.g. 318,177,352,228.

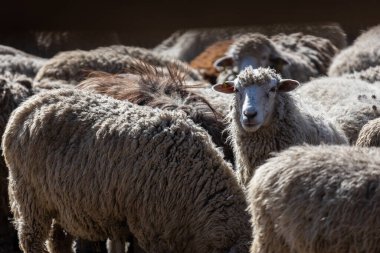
329,25,380,76
295,77,380,144
356,118,380,147
248,144,380,253
154,23,346,62
212,67,348,186
0,45,47,78
214,32,339,83
77,61,234,164
341,66,380,83
33,45,202,89
190,40,233,83
0,73,33,252
3,88,251,253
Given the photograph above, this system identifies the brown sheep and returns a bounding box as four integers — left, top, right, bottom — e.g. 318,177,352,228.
190,40,233,83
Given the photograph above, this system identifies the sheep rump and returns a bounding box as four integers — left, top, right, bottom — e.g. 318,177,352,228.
3,88,251,253
248,144,380,253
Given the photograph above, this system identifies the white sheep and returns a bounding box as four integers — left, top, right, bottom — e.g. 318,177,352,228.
248,144,380,253
329,25,380,76
3,88,251,253
296,77,380,144
356,118,380,147
154,23,346,62
212,67,347,186
214,32,339,83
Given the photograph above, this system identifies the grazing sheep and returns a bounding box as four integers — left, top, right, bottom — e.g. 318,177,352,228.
215,32,338,83
190,40,233,83
212,67,347,186
33,45,202,88
154,23,346,62
341,66,380,83
0,45,47,78
77,61,234,164
356,118,380,147
3,88,251,253
0,73,33,252
296,77,380,144
329,25,380,76
248,144,380,253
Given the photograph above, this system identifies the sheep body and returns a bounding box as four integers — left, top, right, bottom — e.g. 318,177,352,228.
296,77,380,143
3,88,251,253
248,144,380,253
356,118,380,147
154,23,346,62
329,25,380,76
34,45,202,88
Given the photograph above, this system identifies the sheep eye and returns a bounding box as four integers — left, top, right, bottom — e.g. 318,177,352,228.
269,87,277,92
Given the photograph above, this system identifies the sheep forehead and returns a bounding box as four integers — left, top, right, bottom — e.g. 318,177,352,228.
235,67,280,88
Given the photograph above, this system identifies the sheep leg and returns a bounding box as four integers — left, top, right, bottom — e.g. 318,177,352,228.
106,238,125,253
47,222,74,253
17,216,51,253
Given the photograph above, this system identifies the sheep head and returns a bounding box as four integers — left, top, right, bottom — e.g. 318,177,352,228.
212,67,299,132
214,33,289,75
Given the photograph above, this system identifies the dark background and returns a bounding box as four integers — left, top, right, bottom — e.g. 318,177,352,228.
1,0,379,47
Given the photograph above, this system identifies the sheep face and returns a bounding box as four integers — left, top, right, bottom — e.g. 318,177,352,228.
214,34,289,74
212,67,299,132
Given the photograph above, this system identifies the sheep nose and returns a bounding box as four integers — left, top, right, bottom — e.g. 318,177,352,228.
243,110,257,119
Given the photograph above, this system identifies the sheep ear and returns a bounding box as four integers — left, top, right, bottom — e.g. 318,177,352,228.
214,56,234,70
278,79,299,92
270,56,289,72
212,81,235,94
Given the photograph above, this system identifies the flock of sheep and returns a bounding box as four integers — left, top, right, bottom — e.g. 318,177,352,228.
0,22,380,253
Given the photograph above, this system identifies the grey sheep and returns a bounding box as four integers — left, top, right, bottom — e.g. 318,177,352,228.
296,77,380,144
154,23,346,62
212,67,347,186
248,144,380,253
0,45,47,78
329,25,380,76
214,32,338,83
356,118,380,147
33,45,202,88
77,61,234,164
3,88,251,253
341,66,380,83
0,73,33,252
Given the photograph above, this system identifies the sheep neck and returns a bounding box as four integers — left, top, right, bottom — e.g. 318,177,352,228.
229,92,301,186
